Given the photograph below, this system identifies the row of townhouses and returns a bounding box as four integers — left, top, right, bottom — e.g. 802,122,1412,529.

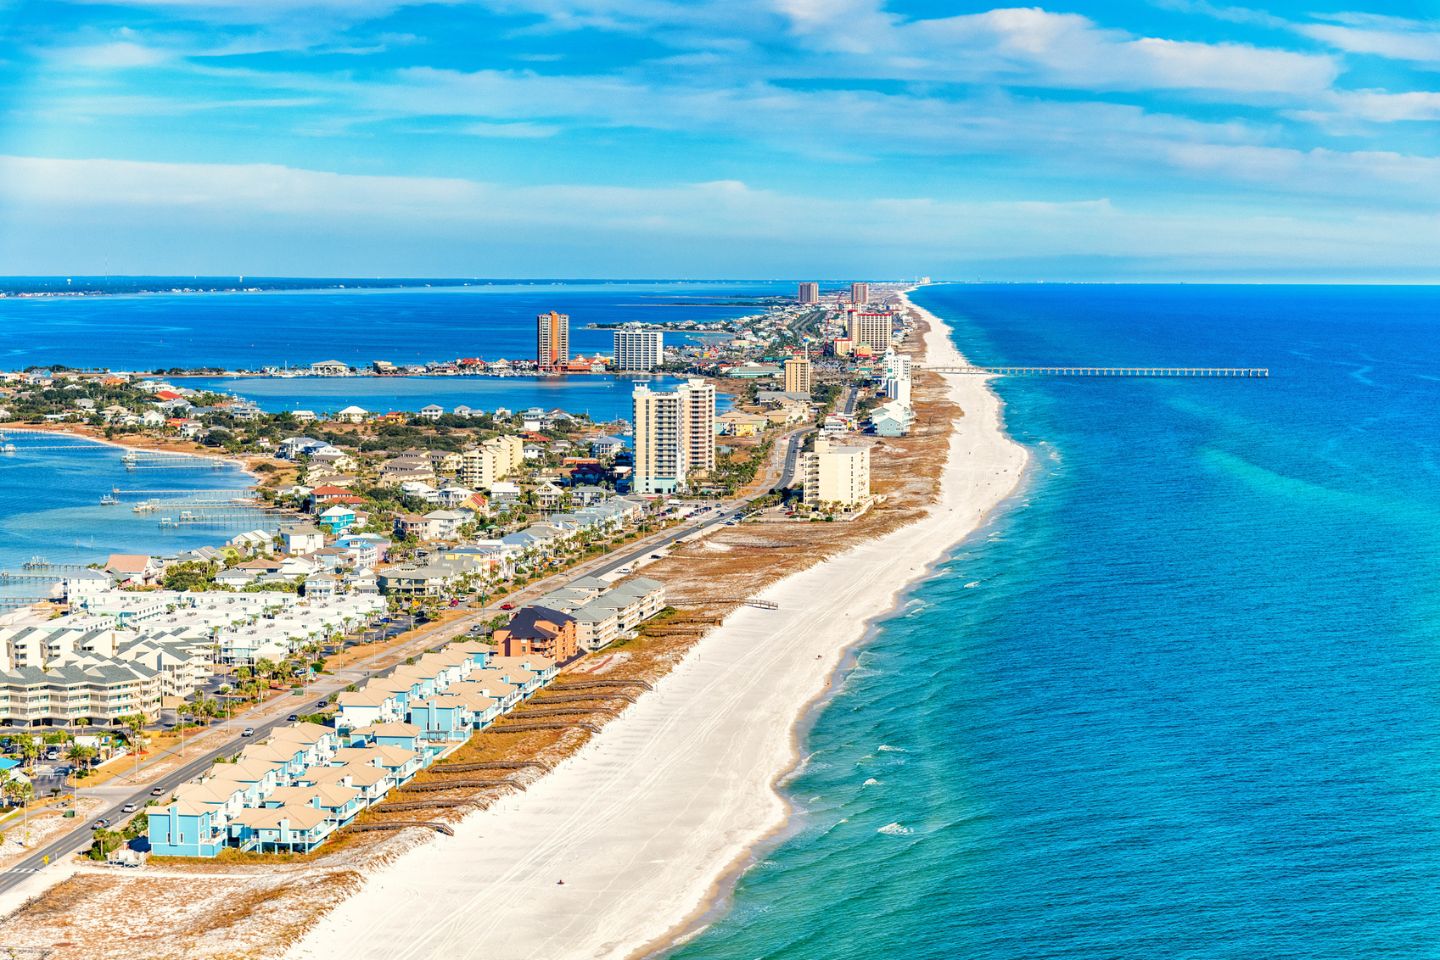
149,642,556,856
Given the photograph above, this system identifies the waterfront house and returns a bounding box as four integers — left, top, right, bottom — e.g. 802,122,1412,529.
281,523,326,556
263,784,363,828
213,567,257,589
423,509,470,539
334,406,368,424
332,744,424,788
318,505,357,535
303,573,339,599
535,481,564,512
716,410,768,437
335,687,403,731
394,513,441,541
230,804,334,854
418,404,444,421
147,797,229,857
104,554,161,587
492,606,578,662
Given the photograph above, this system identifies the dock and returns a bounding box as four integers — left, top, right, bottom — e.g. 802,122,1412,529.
922,366,1269,377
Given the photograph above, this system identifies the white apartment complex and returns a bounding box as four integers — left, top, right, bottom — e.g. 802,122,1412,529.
631,378,716,494
612,325,664,372
881,348,913,406
0,588,387,726
802,437,871,508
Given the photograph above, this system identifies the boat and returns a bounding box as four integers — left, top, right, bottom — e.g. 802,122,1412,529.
99,494,120,506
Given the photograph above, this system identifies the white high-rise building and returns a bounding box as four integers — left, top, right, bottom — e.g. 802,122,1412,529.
631,378,716,494
613,326,664,372
880,349,913,406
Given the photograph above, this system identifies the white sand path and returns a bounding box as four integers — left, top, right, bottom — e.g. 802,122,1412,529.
287,295,1029,960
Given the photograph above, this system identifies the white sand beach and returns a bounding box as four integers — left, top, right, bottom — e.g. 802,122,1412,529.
287,295,1029,960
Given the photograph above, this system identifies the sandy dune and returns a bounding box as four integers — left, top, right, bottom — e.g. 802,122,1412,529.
287,297,1029,960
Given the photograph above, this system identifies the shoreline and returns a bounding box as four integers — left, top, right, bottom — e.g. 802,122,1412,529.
635,286,1033,958
285,287,1031,960
0,420,266,481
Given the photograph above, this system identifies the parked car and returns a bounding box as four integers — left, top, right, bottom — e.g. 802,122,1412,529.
241,727,255,737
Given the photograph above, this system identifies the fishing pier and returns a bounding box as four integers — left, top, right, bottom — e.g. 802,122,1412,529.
922,366,1269,377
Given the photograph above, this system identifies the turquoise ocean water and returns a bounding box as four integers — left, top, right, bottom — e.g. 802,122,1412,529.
669,284,1440,960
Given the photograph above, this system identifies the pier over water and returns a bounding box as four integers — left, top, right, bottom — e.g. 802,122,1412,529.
922,366,1269,377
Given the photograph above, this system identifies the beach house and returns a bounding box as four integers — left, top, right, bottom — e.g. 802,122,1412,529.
492,606,579,662
318,505,357,534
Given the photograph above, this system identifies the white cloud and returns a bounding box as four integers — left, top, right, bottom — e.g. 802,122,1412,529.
885,8,1338,95
0,154,1434,279
1292,89,1440,125
43,41,173,68
1294,13,1440,65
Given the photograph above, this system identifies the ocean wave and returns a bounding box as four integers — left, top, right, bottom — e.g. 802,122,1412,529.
877,744,908,753
877,822,913,836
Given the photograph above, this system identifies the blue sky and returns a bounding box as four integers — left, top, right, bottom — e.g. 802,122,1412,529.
0,0,1436,279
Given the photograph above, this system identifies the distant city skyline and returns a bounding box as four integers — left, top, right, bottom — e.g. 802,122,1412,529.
0,1,1436,281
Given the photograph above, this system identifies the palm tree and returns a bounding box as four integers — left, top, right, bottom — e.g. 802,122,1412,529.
17,735,39,774
5,777,34,839
119,713,147,780
65,744,96,788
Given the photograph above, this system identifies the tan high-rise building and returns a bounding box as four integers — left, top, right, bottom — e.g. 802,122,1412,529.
537,311,570,370
797,282,819,305
802,437,870,508
460,435,525,489
631,377,715,494
679,377,715,475
847,310,892,354
632,383,686,495
784,355,813,395
850,282,870,305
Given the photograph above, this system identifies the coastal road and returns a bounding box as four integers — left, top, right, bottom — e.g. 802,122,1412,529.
0,422,814,894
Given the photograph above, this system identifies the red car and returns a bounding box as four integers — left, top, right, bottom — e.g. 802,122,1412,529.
499,602,515,611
